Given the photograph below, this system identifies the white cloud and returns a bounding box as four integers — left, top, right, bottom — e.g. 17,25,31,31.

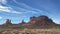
0,0,23,14
0,16,2,19
0,6,11,12
11,11,23,14
0,6,23,14
0,0,7,4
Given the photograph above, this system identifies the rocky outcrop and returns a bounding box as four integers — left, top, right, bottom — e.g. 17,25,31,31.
19,20,26,25
1,15,60,28
3,19,12,27
29,15,59,28
30,16,37,24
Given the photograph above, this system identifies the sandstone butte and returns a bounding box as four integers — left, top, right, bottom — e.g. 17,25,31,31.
0,15,60,29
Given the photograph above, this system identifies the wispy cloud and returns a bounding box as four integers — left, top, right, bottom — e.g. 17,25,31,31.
0,16,2,19
0,5,23,14
0,0,23,14
0,0,46,15
0,0,53,16
0,6,11,12
0,0,7,4
13,0,51,15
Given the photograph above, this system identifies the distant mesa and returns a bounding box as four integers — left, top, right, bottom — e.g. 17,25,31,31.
30,15,55,25
1,15,60,28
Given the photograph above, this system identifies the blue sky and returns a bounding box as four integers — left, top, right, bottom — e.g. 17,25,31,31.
0,0,60,24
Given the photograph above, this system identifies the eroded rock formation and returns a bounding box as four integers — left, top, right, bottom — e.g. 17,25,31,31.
1,15,60,28
3,19,12,26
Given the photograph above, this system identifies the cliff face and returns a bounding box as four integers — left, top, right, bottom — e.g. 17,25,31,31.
1,15,60,28
30,16,56,25
28,15,59,28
